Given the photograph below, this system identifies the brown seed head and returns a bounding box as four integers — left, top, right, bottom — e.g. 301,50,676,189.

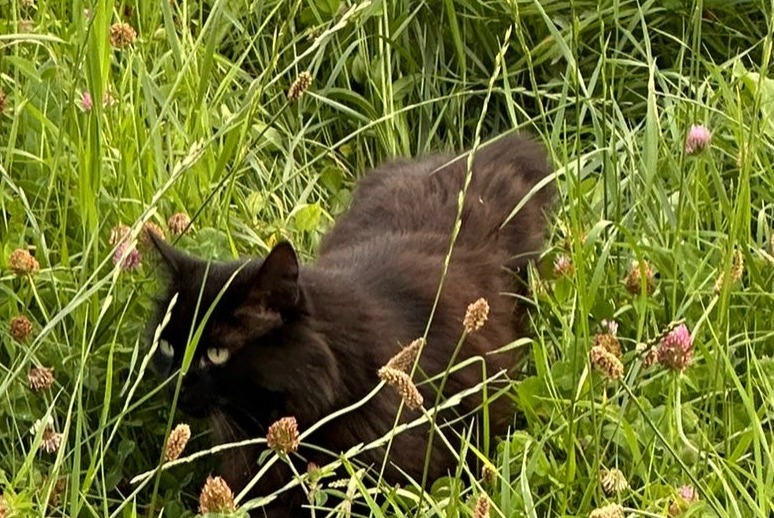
198,476,236,514
386,338,423,372
463,298,489,334
9,248,39,276
0,89,6,114
167,212,192,236
287,71,313,101
10,315,34,342
28,366,54,391
590,345,624,380
377,366,423,410
473,493,490,518
594,333,622,358
110,22,137,48
164,423,191,461
599,468,628,495
713,248,745,293
625,259,655,295
267,416,300,455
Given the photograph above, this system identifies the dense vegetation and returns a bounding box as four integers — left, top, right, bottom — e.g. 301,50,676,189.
1,0,773,516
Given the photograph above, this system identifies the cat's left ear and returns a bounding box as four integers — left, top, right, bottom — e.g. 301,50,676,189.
254,241,300,309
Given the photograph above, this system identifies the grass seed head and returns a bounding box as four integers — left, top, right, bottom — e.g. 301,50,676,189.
377,366,423,410
463,298,489,334
266,416,300,455
287,71,313,101
9,248,39,276
385,338,423,372
28,366,54,391
198,476,236,514
473,493,490,518
164,423,191,461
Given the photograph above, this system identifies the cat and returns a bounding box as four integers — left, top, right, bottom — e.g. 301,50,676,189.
147,134,554,517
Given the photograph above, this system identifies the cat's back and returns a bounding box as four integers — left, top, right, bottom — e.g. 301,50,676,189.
318,134,553,267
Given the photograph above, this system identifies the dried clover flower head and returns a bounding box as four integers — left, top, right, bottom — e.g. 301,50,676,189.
0,493,7,517
473,493,490,518
109,224,130,245
657,323,693,372
110,22,137,48
42,427,63,453
600,468,628,495
594,332,622,358
31,416,62,454
28,366,54,391
287,71,313,101
267,416,300,455
589,503,624,518
553,254,574,277
0,89,6,114
590,345,624,380
625,259,655,295
9,248,39,276
198,476,236,514
167,212,192,236
463,298,489,333
386,338,423,372
140,221,165,248
377,366,423,410
10,315,33,342
685,124,711,155
164,423,191,461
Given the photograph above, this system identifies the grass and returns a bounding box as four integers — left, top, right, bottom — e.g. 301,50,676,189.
1,0,774,516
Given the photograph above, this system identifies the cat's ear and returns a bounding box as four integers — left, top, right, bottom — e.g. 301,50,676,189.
148,232,187,276
254,241,300,309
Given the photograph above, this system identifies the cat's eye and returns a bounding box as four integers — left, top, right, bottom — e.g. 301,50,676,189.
158,339,174,358
206,347,230,365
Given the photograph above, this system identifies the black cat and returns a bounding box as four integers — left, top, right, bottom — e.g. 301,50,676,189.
147,134,554,516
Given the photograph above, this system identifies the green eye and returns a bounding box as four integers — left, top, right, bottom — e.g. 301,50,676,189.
159,339,174,358
206,347,230,365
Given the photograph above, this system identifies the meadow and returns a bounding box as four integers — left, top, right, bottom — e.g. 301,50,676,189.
1,0,774,516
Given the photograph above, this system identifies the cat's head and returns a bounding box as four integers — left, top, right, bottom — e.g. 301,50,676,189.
146,235,340,435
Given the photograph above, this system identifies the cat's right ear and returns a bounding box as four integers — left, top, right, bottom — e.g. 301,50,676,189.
148,232,186,276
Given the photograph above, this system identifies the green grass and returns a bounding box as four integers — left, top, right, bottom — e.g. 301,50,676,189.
2,0,774,516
